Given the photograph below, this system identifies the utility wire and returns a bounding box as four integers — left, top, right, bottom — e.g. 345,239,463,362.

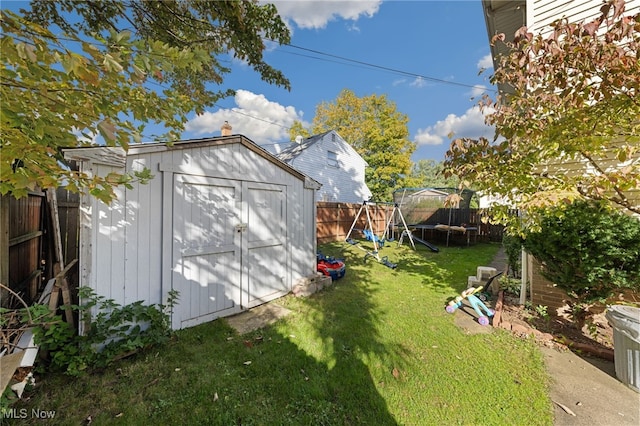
275,42,495,92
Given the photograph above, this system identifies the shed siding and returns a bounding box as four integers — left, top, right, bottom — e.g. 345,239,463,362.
72,137,315,329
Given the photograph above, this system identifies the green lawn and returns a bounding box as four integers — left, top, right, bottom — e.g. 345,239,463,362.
13,241,553,425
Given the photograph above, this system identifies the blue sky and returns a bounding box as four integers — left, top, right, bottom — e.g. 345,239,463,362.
183,0,497,162
6,0,497,163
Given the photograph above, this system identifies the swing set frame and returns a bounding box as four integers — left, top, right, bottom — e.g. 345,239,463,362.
344,201,414,266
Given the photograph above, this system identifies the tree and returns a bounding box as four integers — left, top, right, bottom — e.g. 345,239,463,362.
405,159,460,189
1,1,290,202
308,89,416,201
288,120,311,141
444,0,639,232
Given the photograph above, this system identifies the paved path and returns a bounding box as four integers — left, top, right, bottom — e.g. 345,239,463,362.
485,246,640,425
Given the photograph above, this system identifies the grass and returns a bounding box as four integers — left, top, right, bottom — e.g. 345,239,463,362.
11,241,553,425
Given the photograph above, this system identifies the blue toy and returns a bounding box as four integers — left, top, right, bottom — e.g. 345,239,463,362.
362,229,385,247
445,286,495,326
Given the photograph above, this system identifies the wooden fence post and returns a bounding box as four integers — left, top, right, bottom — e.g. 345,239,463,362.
0,195,9,307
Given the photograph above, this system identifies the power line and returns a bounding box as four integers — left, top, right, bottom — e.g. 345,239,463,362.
276,42,495,93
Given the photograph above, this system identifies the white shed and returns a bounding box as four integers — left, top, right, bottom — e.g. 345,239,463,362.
63,135,320,330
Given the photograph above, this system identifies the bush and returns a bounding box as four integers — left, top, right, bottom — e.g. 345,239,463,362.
502,234,522,278
32,288,179,376
521,200,640,304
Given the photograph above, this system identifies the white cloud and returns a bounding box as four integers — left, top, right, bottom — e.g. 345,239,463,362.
410,77,427,88
468,84,488,99
414,106,495,146
73,127,99,144
477,53,494,70
269,0,382,29
184,90,307,144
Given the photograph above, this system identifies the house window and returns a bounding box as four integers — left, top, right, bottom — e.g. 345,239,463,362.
327,151,338,167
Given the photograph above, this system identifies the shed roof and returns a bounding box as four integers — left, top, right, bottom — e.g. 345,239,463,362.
62,134,321,188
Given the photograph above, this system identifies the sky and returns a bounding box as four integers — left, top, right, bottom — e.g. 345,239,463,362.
5,0,498,163
182,0,498,162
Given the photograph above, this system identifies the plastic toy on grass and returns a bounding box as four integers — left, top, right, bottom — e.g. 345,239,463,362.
446,286,495,326
317,253,346,280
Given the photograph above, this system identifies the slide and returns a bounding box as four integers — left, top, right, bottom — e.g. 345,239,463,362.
411,235,439,253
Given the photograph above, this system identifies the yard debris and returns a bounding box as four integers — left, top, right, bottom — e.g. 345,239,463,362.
243,361,252,365
553,400,577,416
392,367,400,379
214,392,219,402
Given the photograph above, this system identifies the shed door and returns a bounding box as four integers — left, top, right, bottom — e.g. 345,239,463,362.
242,182,288,308
171,176,288,329
172,175,242,329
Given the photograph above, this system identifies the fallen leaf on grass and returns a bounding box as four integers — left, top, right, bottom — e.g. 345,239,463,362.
392,368,400,379
243,361,252,365
214,392,219,402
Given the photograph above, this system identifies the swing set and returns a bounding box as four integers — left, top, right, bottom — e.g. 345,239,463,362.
344,201,414,269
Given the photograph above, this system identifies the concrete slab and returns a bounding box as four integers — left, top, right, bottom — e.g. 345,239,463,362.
452,305,494,334
542,346,640,425
225,303,292,335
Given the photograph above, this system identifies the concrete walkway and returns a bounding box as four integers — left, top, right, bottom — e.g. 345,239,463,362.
543,345,639,425
484,246,640,425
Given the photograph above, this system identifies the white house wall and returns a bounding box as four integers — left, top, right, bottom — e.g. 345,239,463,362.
72,138,316,330
289,134,371,203
528,0,640,34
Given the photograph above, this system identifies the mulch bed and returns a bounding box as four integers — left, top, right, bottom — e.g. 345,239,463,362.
493,291,615,361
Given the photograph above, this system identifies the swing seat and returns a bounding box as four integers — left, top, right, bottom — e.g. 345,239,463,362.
363,229,384,247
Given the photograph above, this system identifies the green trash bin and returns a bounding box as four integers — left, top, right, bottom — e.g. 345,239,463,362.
605,305,640,393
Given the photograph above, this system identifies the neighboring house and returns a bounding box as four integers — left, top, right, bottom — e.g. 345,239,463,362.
409,188,449,204
273,130,372,204
63,135,320,330
482,0,640,312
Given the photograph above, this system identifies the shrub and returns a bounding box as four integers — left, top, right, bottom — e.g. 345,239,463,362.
32,288,179,376
521,200,640,304
502,234,522,278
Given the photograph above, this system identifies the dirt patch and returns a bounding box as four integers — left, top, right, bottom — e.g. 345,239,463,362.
496,292,615,359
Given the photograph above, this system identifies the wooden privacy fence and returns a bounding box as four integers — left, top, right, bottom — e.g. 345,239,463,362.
0,188,79,309
1,192,47,307
317,202,394,244
316,202,505,244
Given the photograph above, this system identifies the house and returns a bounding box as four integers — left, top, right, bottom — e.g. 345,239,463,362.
482,0,640,311
63,134,320,330
272,130,372,204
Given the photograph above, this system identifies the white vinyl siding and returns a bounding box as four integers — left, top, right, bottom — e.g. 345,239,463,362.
529,0,640,34
287,131,372,203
